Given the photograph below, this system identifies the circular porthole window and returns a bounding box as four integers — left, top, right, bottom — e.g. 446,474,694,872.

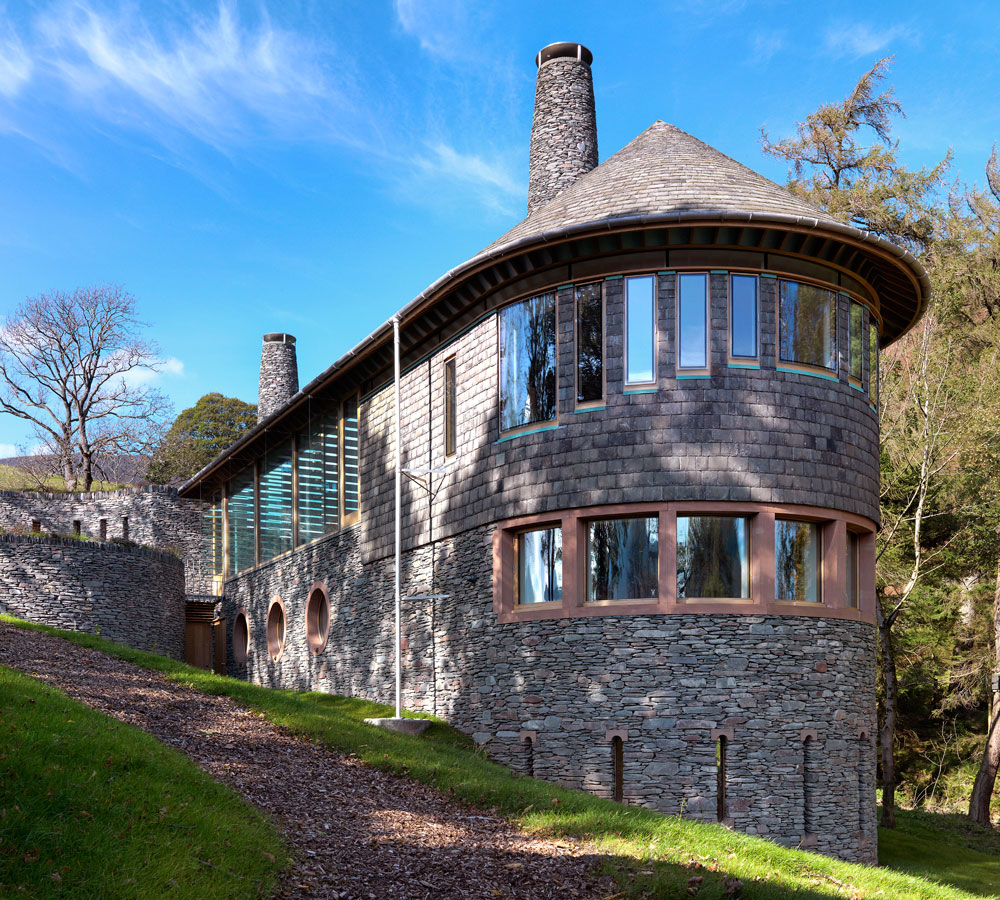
266,599,286,662
233,609,250,664
305,583,331,655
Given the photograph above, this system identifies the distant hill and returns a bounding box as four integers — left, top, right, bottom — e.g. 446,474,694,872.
0,454,150,490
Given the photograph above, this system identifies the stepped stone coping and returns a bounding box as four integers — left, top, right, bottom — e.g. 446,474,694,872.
0,532,183,566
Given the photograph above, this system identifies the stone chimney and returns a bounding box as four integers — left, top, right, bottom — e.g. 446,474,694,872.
527,42,598,216
258,333,298,423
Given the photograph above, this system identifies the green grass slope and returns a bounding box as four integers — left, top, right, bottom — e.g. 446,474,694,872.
0,664,286,899
3,615,999,900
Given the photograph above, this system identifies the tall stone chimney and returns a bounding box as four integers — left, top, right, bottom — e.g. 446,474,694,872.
257,333,298,423
527,42,598,216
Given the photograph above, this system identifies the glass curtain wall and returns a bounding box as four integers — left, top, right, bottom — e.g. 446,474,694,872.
298,407,339,543
228,465,256,574
342,397,360,519
775,519,821,603
499,293,557,431
587,516,658,602
576,283,603,403
517,527,563,604
258,439,294,561
677,516,749,598
779,281,837,370
200,492,223,580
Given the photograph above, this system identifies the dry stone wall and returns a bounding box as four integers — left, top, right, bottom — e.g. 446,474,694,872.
0,534,185,658
223,521,877,863
0,486,205,592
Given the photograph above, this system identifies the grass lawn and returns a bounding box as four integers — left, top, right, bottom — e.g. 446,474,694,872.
3,614,999,900
0,664,286,898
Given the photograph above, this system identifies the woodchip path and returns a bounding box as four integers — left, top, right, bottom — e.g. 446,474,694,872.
0,623,612,900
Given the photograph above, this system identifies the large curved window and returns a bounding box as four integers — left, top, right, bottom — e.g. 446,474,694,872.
516,527,562,605
586,516,658,602
677,516,749,599
779,281,837,371
499,293,557,431
775,520,821,603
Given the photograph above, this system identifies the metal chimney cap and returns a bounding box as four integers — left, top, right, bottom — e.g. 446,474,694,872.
262,333,296,344
536,42,593,68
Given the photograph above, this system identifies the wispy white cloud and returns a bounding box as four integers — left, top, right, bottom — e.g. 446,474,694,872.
0,442,17,457
825,22,916,59
411,141,521,215
751,31,785,64
394,0,472,60
121,355,185,388
0,22,32,97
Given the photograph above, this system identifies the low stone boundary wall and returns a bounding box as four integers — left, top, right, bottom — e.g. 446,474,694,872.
0,534,185,659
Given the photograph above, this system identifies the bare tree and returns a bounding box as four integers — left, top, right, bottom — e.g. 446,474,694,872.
0,285,171,491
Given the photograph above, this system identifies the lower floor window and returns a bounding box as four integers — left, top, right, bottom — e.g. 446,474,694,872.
586,516,658,602
517,527,563,604
775,520,821,603
677,515,749,599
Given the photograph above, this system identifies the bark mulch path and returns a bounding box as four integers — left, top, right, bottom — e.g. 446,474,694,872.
0,624,616,900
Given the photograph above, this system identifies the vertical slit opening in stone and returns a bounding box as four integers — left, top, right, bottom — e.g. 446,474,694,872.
121,516,129,541
99,518,107,541
857,734,866,832
803,736,814,835
72,519,81,536
716,735,728,821
523,735,534,778
612,736,624,802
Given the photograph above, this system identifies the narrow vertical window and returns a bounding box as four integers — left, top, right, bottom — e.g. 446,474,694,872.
678,273,708,370
775,520,821,603
624,275,655,385
849,300,864,382
444,357,457,456
779,280,837,371
846,531,860,608
342,396,360,522
869,318,879,408
586,516,658,602
716,735,728,822
729,274,757,360
201,494,222,579
612,736,624,803
499,293,557,431
576,282,603,403
516,527,562,605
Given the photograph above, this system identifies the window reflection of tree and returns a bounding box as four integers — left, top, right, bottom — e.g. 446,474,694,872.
775,520,817,602
678,517,745,598
780,282,836,370
589,517,658,601
576,284,602,402
500,294,556,430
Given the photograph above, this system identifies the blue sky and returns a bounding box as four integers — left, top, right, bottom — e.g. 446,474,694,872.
0,0,995,453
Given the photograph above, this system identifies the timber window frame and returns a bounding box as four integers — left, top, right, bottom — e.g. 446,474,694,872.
728,274,759,364
444,356,457,457
778,279,838,375
514,524,564,607
676,272,710,375
498,292,558,435
624,274,657,387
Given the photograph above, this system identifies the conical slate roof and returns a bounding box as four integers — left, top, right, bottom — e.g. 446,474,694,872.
486,120,840,252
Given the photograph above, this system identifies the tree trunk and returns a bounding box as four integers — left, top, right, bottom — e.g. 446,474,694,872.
968,533,1000,825
878,599,898,829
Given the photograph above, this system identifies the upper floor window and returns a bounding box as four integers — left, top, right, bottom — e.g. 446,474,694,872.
586,516,658,602
576,282,603,404
625,275,656,385
201,492,223,580
677,515,749,599
297,407,339,543
678,273,709,371
775,519,821,603
849,300,864,383
729,275,758,360
259,439,294,561
444,356,457,456
342,396,361,524
779,280,837,371
228,465,256,574
869,318,879,408
499,293,557,431
516,526,562,605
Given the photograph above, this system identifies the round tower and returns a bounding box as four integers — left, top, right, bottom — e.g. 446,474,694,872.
527,42,598,215
257,333,298,423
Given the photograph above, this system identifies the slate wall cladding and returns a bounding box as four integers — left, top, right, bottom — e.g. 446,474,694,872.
0,486,206,593
223,519,877,863
356,269,879,566
0,534,185,658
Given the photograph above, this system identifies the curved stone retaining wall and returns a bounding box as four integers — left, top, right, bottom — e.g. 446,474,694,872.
222,521,877,863
0,534,185,659
0,485,205,593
